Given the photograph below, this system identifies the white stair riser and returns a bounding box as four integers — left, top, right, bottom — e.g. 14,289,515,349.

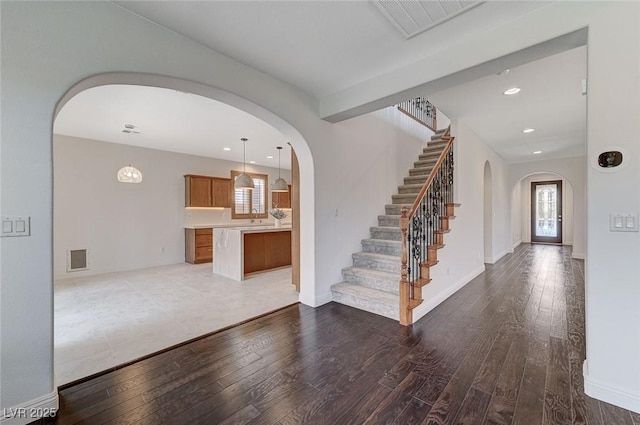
362,240,402,256
392,194,418,205
331,289,399,320
370,228,403,241
409,168,432,177
378,215,400,227
404,176,428,185
352,254,401,273
385,204,410,215
342,269,399,293
398,185,422,195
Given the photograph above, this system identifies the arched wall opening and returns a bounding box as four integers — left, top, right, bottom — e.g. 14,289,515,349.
54,72,315,300
483,161,494,263
510,171,578,252
52,73,316,383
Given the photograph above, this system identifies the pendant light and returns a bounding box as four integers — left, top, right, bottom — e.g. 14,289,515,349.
234,137,255,190
271,146,288,192
117,164,143,183
117,124,143,183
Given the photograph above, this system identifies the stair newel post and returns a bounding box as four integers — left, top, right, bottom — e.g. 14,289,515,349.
399,206,412,325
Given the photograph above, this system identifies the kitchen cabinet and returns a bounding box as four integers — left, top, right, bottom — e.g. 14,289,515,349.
272,185,292,209
212,227,292,279
185,175,231,208
244,230,292,275
185,228,213,264
212,178,231,208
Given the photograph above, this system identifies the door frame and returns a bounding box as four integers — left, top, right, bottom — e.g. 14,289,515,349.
531,180,563,244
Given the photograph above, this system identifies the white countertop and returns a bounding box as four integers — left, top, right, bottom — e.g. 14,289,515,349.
185,223,291,230
225,225,292,234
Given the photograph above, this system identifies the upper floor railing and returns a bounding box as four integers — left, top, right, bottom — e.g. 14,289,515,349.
397,97,437,132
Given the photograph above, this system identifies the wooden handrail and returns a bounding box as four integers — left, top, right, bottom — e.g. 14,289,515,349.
407,132,454,220
399,125,455,326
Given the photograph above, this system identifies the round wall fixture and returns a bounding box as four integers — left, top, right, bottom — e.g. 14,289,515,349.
597,151,623,168
591,147,628,173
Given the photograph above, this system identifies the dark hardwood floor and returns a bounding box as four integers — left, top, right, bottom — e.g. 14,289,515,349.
46,244,639,425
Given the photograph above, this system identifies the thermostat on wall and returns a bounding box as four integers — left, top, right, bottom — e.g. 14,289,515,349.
592,147,628,173
597,151,623,168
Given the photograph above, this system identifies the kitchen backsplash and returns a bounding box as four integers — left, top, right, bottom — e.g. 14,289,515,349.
184,208,293,227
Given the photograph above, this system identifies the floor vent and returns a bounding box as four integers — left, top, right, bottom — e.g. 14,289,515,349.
67,249,89,272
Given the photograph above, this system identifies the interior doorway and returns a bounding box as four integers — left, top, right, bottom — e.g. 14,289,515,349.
52,80,307,386
531,180,563,244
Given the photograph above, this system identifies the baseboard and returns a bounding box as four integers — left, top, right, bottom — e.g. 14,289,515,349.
1,389,58,425
583,360,640,413
572,252,585,260
412,265,485,323
512,240,522,250
485,248,510,265
299,292,332,308
493,249,510,263
54,257,185,281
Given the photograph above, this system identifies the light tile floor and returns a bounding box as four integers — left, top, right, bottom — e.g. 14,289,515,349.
54,263,298,385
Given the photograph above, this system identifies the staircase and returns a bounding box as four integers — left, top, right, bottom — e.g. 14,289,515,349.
331,127,454,322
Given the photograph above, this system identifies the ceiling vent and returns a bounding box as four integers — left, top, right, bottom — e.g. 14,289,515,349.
374,0,485,39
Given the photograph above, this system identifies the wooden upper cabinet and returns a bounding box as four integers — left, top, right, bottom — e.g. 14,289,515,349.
272,185,292,209
185,175,231,208
211,178,231,208
185,175,212,207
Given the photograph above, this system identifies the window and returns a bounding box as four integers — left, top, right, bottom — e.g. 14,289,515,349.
231,171,268,219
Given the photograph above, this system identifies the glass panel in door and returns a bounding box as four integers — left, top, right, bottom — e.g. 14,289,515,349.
531,180,562,244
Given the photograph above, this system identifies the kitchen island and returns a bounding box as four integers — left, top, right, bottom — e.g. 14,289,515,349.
213,225,292,281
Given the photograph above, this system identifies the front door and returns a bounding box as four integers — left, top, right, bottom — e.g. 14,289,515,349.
531,180,562,244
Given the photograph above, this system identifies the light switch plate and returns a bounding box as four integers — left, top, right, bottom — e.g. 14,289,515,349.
1,217,31,237
610,213,639,232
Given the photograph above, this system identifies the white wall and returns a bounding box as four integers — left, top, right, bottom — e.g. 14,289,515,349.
1,3,427,416
508,158,585,259
53,134,293,279
483,161,494,263
583,3,640,412
510,183,522,248
518,173,574,246
412,120,512,322
2,1,640,419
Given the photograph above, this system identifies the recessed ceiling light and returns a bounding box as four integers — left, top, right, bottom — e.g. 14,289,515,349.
266,155,274,159
533,151,542,155
503,87,521,95
522,128,535,134
223,147,231,151
497,69,510,76
249,160,256,164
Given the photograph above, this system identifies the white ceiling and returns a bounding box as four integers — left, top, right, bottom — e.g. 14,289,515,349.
114,1,551,97
55,1,585,167
429,46,586,163
54,85,292,170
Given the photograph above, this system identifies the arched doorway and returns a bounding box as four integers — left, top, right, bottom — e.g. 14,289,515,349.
53,73,316,384
510,172,577,250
